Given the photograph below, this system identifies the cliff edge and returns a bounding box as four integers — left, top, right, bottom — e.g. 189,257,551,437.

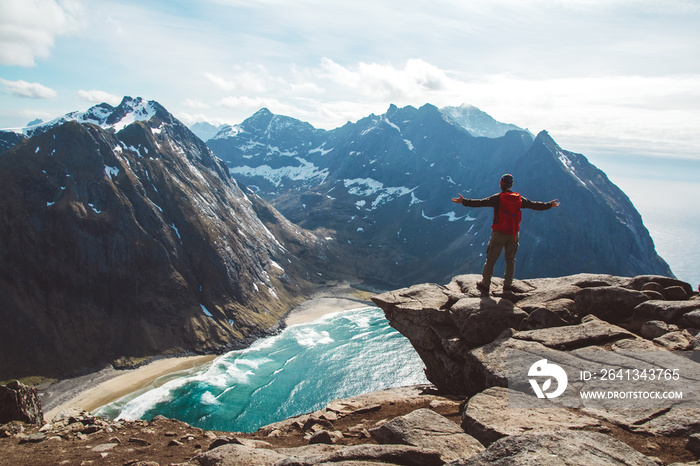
2,273,699,465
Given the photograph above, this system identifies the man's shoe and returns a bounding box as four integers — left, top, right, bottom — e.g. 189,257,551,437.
476,281,490,293
502,286,514,295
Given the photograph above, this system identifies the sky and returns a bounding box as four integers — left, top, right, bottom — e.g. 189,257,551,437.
0,0,699,161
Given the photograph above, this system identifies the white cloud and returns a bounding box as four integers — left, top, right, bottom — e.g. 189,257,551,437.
309,58,457,104
206,59,700,159
205,72,238,92
1,78,57,99
0,0,83,66
184,99,210,109
77,89,121,105
205,67,269,93
220,96,293,113
176,111,229,126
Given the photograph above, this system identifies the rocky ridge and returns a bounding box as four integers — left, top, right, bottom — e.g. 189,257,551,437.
371,273,700,464
2,273,700,465
207,104,672,286
0,97,341,381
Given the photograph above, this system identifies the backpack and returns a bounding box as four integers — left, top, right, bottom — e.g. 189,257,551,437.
492,192,522,239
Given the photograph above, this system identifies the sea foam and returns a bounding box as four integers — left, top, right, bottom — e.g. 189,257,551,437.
98,307,427,433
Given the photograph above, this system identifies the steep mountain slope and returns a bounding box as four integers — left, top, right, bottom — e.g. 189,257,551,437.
0,97,335,380
207,103,672,287
0,130,24,155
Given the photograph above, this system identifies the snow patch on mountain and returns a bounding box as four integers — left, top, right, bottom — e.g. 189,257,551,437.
19,97,159,138
309,144,332,156
230,158,329,187
421,210,477,222
212,124,245,140
344,178,415,210
105,165,120,180
557,149,587,187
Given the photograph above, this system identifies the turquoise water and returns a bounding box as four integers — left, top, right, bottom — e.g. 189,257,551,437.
97,307,428,433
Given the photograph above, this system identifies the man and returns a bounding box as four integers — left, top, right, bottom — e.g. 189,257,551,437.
451,174,560,294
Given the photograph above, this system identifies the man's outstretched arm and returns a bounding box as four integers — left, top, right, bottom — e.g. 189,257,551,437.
452,193,499,207
522,198,560,210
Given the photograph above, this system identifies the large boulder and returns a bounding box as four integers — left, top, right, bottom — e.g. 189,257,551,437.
574,286,647,323
462,387,603,446
631,300,700,330
370,408,484,462
513,314,636,350
196,443,445,466
448,297,528,347
626,275,694,296
446,430,660,466
0,381,43,425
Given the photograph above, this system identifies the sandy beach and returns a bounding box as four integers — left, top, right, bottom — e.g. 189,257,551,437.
41,282,377,421
284,282,375,326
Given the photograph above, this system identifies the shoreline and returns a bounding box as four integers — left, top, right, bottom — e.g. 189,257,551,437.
41,283,378,421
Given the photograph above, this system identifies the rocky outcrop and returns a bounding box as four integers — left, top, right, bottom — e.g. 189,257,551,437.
2,273,698,464
372,273,699,396
1,379,696,464
208,104,673,287
369,273,700,464
0,381,43,425
448,430,660,466
369,407,485,462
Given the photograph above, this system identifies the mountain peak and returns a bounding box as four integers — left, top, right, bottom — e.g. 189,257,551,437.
20,96,166,138
440,104,526,138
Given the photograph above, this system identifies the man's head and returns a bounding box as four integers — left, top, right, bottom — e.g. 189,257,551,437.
500,173,514,191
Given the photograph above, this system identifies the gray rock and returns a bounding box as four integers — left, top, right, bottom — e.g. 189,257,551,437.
462,387,603,446
520,307,569,330
519,298,577,324
447,430,659,465
686,433,700,455
653,330,693,351
197,443,445,466
274,444,445,466
91,443,119,452
456,330,548,397
574,286,647,323
636,406,700,436
208,435,236,450
627,275,693,297
448,297,528,347
642,290,665,300
371,283,454,352
195,443,287,466
509,284,582,310
640,320,670,339
641,282,665,294
0,380,44,425
689,334,700,351
309,429,344,444
632,300,700,328
664,286,689,301
683,310,700,327
18,432,47,444
513,315,636,350
369,408,484,462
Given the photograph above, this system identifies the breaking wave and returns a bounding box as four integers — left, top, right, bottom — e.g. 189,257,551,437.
97,307,427,433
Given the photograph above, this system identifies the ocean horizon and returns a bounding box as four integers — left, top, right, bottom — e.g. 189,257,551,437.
587,153,699,288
